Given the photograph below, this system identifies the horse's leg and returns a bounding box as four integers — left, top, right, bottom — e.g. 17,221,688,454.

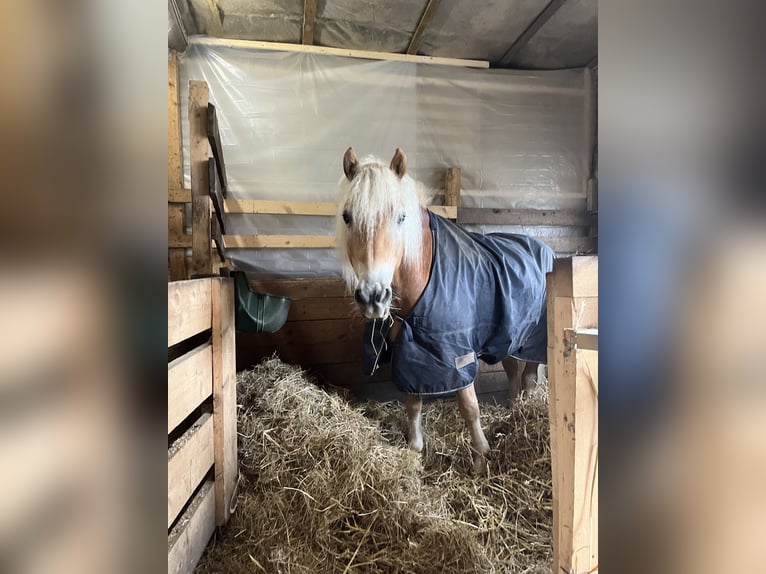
522,361,539,392
404,394,424,452
501,357,523,402
456,385,490,455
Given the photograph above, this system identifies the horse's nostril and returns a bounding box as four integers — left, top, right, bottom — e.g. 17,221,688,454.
354,289,366,306
382,287,392,304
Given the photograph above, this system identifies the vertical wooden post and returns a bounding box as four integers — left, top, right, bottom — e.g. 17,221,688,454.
546,256,599,574
189,81,213,277
212,278,237,525
445,167,461,210
168,52,187,280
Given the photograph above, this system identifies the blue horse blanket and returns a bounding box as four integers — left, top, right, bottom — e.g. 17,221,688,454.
363,211,554,395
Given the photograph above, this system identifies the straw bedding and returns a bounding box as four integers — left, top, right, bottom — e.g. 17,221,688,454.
196,357,552,573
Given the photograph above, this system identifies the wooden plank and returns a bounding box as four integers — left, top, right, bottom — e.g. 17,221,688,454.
407,0,444,55
192,37,490,69
212,217,226,262
224,199,456,219
168,53,182,190
169,250,187,281
170,235,193,249
570,346,598,573
169,203,187,281
189,81,213,276
286,296,356,321
168,53,187,282
208,158,226,232
168,480,215,574
547,256,598,299
249,277,347,299
168,343,213,434
168,412,214,528
499,0,569,66
203,0,223,36
225,199,335,215
458,207,589,226
169,188,192,203
445,167,461,208
211,278,237,526
237,335,362,366
546,256,599,574
224,235,336,249
301,0,317,45
540,236,597,255
168,279,213,347
206,104,228,198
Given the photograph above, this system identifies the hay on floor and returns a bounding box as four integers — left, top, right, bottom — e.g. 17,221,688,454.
196,357,552,574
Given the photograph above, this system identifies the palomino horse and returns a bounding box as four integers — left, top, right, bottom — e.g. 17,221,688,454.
336,147,553,455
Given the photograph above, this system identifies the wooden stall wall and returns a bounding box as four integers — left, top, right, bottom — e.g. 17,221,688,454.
546,256,598,574
168,278,237,574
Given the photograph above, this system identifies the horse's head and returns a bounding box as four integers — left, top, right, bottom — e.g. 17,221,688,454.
336,147,424,319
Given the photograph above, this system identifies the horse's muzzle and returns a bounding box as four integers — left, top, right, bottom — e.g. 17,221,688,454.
354,283,392,319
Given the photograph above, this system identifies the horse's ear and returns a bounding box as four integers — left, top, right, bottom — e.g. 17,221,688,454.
390,148,407,179
343,147,360,181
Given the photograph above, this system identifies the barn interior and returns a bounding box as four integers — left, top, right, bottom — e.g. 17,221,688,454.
168,0,598,403
167,2,598,572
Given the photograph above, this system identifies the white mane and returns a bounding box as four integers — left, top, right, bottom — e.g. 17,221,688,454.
336,156,430,291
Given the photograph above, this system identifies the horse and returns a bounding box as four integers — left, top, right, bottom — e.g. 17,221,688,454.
336,147,553,456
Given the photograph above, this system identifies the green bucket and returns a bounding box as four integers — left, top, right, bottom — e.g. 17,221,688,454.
233,271,291,333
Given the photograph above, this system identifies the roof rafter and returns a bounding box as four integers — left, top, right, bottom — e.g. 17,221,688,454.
499,0,569,66
406,0,443,55
302,0,317,45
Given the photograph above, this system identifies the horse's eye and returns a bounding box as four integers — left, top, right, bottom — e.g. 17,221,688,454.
397,212,406,225
342,210,352,226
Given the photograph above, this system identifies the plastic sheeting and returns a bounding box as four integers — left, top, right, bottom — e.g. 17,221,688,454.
179,41,593,277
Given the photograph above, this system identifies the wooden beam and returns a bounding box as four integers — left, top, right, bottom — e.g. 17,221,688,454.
168,204,188,279
499,0,569,66
203,0,223,36
206,104,228,197
168,278,213,347
168,52,187,281
168,480,215,574
169,234,193,249
248,277,347,299
224,232,593,252
458,207,589,226
192,37,489,69
208,158,226,232
546,256,599,574
406,0,443,55
302,0,317,45
223,199,456,219
212,278,237,526
224,235,336,249
168,343,213,434
225,199,336,216
445,168,461,208
169,188,192,203
212,217,226,262
168,412,214,528
189,81,213,276
168,53,182,190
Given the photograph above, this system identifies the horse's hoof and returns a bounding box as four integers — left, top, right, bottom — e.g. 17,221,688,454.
472,452,489,476
408,438,423,453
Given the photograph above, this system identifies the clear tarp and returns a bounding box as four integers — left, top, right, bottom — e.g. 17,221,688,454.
179,40,592,277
